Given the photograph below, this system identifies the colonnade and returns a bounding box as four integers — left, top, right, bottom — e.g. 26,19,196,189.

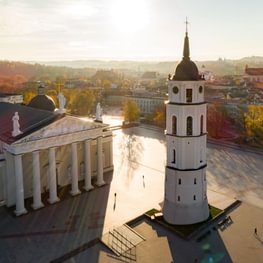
14,137,106,216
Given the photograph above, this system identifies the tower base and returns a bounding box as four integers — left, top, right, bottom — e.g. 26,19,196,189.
163,198,209,225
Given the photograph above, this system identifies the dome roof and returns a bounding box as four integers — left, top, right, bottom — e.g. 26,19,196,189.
172,32,200,81
28,95,56,112
173,59,199,81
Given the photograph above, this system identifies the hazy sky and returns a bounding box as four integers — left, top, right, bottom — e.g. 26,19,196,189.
0,0,262,61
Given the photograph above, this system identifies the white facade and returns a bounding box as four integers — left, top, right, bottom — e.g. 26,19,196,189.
163,79,209,225
0,115,113,216
0,93,23,104
127,95,165,114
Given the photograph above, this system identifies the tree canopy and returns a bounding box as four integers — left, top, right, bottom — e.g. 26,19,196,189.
123,99,140,122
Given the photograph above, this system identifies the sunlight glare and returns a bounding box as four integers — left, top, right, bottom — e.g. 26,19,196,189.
111,0,149,33
63,3,96,18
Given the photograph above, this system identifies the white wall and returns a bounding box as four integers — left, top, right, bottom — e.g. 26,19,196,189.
166,135,206,170
168,80,205,104
166,104,207,136
4,137,114,207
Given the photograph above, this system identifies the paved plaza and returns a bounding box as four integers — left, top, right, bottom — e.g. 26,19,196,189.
0,125,263,262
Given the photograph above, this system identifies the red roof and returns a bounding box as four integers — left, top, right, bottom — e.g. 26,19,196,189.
0,102,62,144
245,68,263,76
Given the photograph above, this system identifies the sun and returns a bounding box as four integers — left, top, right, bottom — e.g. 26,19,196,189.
110,0,149,33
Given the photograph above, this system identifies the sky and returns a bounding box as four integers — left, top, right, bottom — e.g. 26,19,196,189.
0,0,262,61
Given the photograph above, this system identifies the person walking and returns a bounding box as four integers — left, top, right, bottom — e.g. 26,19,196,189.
113,192,117,211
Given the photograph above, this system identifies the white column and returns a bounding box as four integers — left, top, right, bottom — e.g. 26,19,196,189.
14,154,27,216
109,141,113,167
96,136,105,186
83,140,94,191
32,151,44,209
48,147,60,204
70,142,81,196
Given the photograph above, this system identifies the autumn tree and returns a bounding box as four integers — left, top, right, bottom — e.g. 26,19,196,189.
22,89,37,105
207,103,227,138
102,79,112,89
123,99,140,122
244,105,263,145
153,103,166,128
70,90,96,116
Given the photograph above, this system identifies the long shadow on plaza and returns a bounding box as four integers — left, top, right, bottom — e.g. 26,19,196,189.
131,217,233,263
0,172,113,263
116,129,144,185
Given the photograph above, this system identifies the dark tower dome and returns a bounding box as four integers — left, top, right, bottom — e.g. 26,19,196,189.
28,83,56,112
173,31,200,81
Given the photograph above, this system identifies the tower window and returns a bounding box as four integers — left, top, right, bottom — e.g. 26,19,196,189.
177,195,180,202
199,86,203,93
187,116,193,136
172,149,176,164
178,178,181,185
193,195,196,201
194,178,197,184
186,89,192,102
200,115,204,134
172,116,177,135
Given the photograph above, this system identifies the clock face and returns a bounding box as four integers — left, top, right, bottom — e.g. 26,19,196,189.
199,86,203,93
173,86,179,94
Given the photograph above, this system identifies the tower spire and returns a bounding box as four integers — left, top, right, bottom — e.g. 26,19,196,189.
185,17,189,33
183,17,190,59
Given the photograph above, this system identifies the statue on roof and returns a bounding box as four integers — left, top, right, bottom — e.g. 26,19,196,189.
95,102,103,122
58,92,66,113
12,112,22,137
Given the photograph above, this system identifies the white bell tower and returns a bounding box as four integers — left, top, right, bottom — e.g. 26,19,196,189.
163,21,209,225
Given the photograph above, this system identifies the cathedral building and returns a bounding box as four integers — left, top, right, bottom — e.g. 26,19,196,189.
0,86,113,216
163,26,209,225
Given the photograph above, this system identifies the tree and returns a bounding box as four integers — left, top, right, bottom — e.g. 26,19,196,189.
244,105,263,145
70,90,96,116
153,103,166,128
123,99,140,122
207,103,227,138
102,79,112,89
22,89,36,105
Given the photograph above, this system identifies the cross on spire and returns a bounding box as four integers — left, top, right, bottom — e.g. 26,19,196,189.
57,80,64,93
185,17,189,33
183,17,190,59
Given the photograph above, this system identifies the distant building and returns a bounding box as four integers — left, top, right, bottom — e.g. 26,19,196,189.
244,65,263,83
0,93,23,104
126,95,165,115
0,89,113,216
64,79,90,89
139,71,159,87
200,65,214,82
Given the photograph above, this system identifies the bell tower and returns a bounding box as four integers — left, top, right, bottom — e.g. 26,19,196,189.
163,22,209,225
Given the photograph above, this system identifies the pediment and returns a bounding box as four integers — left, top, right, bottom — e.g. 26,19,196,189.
14,116,107,144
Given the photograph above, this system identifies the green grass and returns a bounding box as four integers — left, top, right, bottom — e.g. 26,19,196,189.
145,208,160,217
145,205,223,239
209,204,222,218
